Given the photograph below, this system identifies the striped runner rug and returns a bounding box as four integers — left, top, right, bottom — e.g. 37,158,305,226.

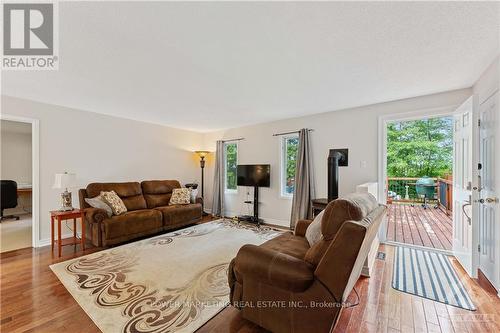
392,246,475,310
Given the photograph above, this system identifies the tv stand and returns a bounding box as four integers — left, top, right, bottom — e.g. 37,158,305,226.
237,186,262,227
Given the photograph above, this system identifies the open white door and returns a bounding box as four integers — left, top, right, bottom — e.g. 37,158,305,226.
478,90,500,291
452,97,473,276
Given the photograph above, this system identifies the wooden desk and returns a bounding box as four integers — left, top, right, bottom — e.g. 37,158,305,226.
50,209,86,257
17,187,33,213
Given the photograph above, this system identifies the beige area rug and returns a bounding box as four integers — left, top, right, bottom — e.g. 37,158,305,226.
0,214,32,252
50,219,282,333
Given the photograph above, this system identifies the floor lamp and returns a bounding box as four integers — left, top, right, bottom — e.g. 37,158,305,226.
195,151,210,216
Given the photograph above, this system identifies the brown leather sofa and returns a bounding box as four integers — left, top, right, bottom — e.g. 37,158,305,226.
228,192,386,333
79,180,202,247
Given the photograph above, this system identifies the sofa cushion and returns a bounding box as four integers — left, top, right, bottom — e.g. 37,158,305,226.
86,182,147,211
100,191,128,215
321,192,378,241
305,210,324,247
169,188,191,205
154,203,202,226
141,180,181,208
102,209,162,240
304,193,379,266
85,195,113,217
260,232,310,260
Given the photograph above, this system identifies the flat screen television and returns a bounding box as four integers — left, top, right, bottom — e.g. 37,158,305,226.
237,164,270,187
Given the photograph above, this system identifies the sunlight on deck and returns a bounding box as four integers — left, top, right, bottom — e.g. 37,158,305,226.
386,203,453,250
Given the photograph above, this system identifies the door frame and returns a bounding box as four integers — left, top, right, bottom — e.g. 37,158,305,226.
377,105,464,252
0,114,41,248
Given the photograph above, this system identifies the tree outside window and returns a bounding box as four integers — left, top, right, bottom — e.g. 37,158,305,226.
282,135,299,196
387,117,453,178
225,143,237,191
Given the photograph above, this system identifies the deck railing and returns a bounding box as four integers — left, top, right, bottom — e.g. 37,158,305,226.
386,177,453,215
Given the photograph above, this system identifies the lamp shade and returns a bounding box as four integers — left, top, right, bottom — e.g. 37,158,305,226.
52,172,77,189
195,150,210,158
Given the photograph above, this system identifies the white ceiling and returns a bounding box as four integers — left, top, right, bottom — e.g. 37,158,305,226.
2,1,499,132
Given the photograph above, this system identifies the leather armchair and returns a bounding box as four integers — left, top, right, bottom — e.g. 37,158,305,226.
228,193,386,333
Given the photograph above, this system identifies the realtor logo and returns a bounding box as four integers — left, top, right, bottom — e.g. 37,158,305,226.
2,2,58,70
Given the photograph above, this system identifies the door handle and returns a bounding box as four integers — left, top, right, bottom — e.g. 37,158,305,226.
479,197,499,204
462,202,472,225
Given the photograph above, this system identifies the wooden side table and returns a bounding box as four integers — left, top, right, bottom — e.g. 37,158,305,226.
311,198,329,218
50,209,86,257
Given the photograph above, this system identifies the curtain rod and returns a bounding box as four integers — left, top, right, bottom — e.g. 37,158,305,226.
272,129,314,137
221,137,244,143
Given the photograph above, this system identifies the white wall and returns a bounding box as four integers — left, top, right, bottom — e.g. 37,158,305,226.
1,96,204,244
1,121,32,184
202,88,472,227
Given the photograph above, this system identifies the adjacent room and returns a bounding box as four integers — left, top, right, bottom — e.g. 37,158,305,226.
1,1,499,333
0,119,33,252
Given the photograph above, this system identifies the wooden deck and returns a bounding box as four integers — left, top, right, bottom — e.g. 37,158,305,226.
386,203,453,250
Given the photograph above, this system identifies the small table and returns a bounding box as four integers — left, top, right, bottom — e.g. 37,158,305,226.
50,209,86,257
311,198,329,217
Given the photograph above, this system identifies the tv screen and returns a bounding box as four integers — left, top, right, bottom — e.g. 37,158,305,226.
237,164,270,187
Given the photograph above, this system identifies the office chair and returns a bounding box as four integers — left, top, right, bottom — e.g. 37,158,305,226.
1,180,20,221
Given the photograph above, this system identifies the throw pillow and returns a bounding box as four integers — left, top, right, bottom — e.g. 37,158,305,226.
85,195,113,217
100,190,127,215
169,188,191,205
305,210,324,247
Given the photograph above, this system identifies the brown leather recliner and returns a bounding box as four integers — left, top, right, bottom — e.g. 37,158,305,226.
228,193,386,333
79,180,202,247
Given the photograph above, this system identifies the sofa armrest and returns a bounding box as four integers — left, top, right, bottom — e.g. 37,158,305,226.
234,244,314,292
84,207,107,224
294,219,313,237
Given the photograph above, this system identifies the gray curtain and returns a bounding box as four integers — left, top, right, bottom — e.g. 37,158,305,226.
211,140,225,217
290,129,315,228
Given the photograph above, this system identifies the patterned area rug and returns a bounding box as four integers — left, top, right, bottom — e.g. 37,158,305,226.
392,246,475,310
50,219,282,333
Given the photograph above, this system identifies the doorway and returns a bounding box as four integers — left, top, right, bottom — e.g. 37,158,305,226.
0,115,39,251
383,114,455,252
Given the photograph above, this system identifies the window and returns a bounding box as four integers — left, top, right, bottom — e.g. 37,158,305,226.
224,142,238,192
281,135,299,197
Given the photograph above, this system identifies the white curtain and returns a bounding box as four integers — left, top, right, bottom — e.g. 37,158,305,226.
290,129,315,228
211,140,225,217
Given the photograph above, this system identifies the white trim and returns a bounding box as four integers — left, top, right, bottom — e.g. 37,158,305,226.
0,114,41,248
38,232,78,248
377,105,458,243
382,240,453,256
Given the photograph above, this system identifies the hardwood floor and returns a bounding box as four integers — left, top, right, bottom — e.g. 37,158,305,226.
385,203,453,250
1,230,499,332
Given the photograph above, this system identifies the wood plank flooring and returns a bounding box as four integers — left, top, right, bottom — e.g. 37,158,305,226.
386,203,453,250
1,232,498,332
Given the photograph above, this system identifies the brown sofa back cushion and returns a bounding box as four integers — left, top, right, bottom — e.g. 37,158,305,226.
86,182,147,211
320,192,378,241
141,180,181,208
305,192,379,265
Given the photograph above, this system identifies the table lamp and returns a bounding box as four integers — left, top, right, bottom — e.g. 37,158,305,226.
53,172,77,211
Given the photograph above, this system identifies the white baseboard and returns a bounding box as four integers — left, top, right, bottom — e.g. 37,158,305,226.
37,232,80,248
